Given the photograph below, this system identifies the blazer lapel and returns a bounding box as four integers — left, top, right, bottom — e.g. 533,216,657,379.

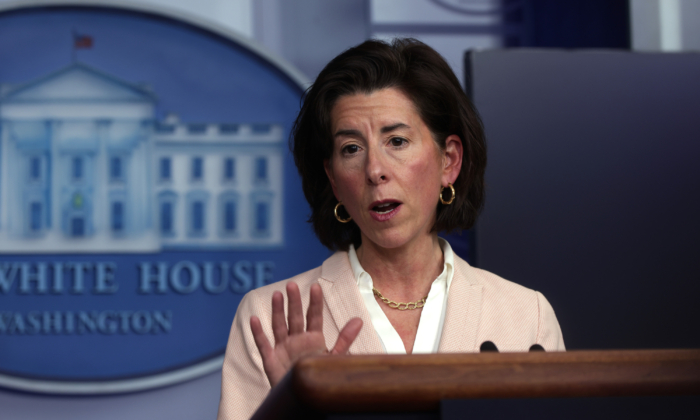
318,251,384,354
438,258,483,353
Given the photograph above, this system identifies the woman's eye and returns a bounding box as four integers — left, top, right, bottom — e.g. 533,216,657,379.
390,137,407,147
342,144,360,155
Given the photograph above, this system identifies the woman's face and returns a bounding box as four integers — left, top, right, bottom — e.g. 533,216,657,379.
324,87,462,251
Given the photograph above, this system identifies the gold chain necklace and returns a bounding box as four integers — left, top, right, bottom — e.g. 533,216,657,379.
372,287,428,311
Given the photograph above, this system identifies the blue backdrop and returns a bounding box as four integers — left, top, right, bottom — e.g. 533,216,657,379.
0,6,331,387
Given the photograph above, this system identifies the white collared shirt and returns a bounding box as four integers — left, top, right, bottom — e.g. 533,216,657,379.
348,238,455,354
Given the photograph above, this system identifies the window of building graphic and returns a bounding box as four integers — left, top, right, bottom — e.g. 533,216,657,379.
29,156,41,181
72,156,84,180
71,217,85,237
250,191,273,238
111,201,124,233
223,157,235,182
218,192,239,237
225,201,236,231
110,156,124,182
188,124,207,134
192,156,203,181
25,193,46,236
254,157,267,183
186,191,209,238
252,124,271,134
256,202,268,232
158,191,177,237
161,202,173,234
160,157,172,182
219,124,239,134
72,191,84,210
154,122,176,134
193,201,204,231
30,202,42,231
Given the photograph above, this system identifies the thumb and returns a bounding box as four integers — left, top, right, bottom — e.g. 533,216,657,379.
330,317,363,355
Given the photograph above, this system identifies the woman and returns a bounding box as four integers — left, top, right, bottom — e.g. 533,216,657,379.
217,38,564,419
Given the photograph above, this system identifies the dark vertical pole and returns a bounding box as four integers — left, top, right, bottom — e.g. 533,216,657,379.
71,29,76,63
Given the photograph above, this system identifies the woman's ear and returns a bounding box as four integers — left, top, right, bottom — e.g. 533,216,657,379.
442,134,463,186
323,159,339,198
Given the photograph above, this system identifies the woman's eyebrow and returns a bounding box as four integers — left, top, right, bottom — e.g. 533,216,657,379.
334,129,361,138
334,123,410,138
380,123,410,133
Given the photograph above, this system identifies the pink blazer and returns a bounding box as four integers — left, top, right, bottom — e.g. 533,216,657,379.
217,251,564,419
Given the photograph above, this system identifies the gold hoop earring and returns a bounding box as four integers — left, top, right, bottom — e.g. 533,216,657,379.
334,202,352,223
439,183,455,205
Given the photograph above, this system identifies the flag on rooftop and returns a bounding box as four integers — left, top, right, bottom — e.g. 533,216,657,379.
73,33,93,49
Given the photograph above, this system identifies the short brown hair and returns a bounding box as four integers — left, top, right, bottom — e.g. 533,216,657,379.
291,38,486,251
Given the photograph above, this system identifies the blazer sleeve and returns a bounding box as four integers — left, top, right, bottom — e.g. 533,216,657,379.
536,291,565,351
217,292,271,420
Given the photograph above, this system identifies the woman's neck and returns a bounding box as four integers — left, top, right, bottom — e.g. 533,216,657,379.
356,233,444,300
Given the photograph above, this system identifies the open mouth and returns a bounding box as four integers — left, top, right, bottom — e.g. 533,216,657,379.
372,202,400,214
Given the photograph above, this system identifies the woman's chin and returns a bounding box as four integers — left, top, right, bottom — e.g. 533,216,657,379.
360,229,424,252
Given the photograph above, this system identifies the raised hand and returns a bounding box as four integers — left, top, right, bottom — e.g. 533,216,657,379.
250,282,363,388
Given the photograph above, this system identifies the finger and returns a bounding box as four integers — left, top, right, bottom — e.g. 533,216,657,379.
330,317,363,355
286,282,305,335
271,291,288,345
250,316,273,359
306,283,324,332
251,316,285,387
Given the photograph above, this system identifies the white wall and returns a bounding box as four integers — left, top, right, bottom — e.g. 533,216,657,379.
132,0,253,38
631,0,700,51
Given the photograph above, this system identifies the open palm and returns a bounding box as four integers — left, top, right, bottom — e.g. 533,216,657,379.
250,282,363,388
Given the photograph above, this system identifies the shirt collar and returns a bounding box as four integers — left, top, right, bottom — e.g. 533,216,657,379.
348,237,455,290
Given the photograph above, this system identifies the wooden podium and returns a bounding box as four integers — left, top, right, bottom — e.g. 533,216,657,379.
252,349,700,419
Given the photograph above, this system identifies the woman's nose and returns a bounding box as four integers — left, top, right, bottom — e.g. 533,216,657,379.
365,147,388,185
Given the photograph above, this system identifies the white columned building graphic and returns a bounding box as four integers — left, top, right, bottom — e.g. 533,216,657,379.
0,64,283,253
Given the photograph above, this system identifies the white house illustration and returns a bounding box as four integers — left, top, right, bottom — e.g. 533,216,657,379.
0,64,283,253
